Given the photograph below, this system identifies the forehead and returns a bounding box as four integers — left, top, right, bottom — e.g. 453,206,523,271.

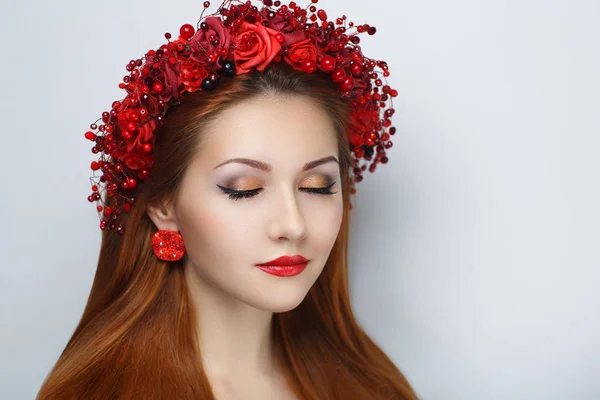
195,94,339,170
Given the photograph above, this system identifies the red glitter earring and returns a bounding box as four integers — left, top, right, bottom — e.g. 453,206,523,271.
152,230,186,262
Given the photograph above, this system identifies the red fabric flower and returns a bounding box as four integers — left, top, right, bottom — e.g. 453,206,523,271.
179,61,209,93
120,151,154,171
348,103,376,147
233,22,282,74
284,39,317,71
152,56,181,103
189,16,232,66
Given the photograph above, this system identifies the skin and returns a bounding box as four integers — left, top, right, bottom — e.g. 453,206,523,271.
147,93,344,399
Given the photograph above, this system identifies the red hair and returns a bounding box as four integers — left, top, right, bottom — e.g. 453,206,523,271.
37,64,419,399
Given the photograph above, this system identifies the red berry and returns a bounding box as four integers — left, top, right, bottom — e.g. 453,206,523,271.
85,131,96,140
340,76,354,91
139,169,150,180
153,82,164,93
317,9,327,21
179,24,195,40
302,60,317,73
320,55,336,72
331,67,346,83
126,122,137,132
350,62,364,76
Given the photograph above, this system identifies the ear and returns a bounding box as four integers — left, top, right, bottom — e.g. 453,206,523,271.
146,201,180,232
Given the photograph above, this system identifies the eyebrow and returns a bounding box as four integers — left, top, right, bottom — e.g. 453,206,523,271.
213,155,339,172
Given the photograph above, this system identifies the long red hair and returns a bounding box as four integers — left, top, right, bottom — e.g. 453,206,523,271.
37,64,419,399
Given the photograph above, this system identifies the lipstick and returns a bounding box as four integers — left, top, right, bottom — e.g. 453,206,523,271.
255,255,310,277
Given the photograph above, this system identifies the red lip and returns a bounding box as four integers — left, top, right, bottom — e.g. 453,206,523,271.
256,255,309,266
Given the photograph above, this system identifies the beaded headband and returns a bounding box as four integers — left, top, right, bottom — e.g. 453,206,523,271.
85,0,398,235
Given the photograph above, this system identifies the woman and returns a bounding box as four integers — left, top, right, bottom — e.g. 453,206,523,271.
37,1,418,398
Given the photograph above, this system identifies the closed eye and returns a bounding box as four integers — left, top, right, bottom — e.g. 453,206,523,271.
217,181,337,201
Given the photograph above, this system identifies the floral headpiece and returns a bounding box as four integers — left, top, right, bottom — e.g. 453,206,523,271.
85,0,398,235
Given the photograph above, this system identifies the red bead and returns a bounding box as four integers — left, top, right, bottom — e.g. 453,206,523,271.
320,55,335,72
91,161,101,171
142,143,153,152
390,89,398,97
127,178,137,190
368,26,377,35
275,32,284,43
179,24,195,40
301,60,317,73
331,67,346,83
203,1,210,7
122,131,132,140
153,82,164,93
85,131,96,141
317,9,327,21
92,185,98,191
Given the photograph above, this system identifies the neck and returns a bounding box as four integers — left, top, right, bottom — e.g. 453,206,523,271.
184,263,280,381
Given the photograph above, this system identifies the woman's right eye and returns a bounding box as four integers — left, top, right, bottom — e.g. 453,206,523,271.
216,181,337,201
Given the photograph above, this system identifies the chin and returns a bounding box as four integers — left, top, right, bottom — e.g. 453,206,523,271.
244,287,311,313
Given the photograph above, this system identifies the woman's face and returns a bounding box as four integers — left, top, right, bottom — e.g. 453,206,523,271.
162,93,344,312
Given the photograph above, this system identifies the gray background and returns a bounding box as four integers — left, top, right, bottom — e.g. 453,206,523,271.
1,0,599,399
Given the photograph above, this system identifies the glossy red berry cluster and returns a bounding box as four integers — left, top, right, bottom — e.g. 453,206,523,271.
85,0,398,235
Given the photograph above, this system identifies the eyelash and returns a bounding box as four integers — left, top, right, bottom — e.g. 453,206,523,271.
218,181,337,201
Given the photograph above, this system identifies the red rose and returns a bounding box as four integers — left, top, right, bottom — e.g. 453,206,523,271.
284,39,317,71
153,57,182,103
120,151,154,171
189,16,232,67
116,109,157,153
257,9,305,46
179,61,209,93
233,22,282,74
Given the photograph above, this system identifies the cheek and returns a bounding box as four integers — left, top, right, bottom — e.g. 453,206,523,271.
305,197,344,245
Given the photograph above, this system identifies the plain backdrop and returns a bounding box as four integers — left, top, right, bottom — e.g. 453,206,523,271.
1,0,599,399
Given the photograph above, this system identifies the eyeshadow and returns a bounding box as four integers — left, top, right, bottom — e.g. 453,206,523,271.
301,175,332,187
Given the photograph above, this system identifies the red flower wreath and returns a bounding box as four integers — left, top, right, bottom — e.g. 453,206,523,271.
84,0,399,235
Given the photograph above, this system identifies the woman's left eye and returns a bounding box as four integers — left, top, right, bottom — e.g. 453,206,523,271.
217,181,337,201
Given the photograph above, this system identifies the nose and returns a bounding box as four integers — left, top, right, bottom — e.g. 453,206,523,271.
268,186,307,242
